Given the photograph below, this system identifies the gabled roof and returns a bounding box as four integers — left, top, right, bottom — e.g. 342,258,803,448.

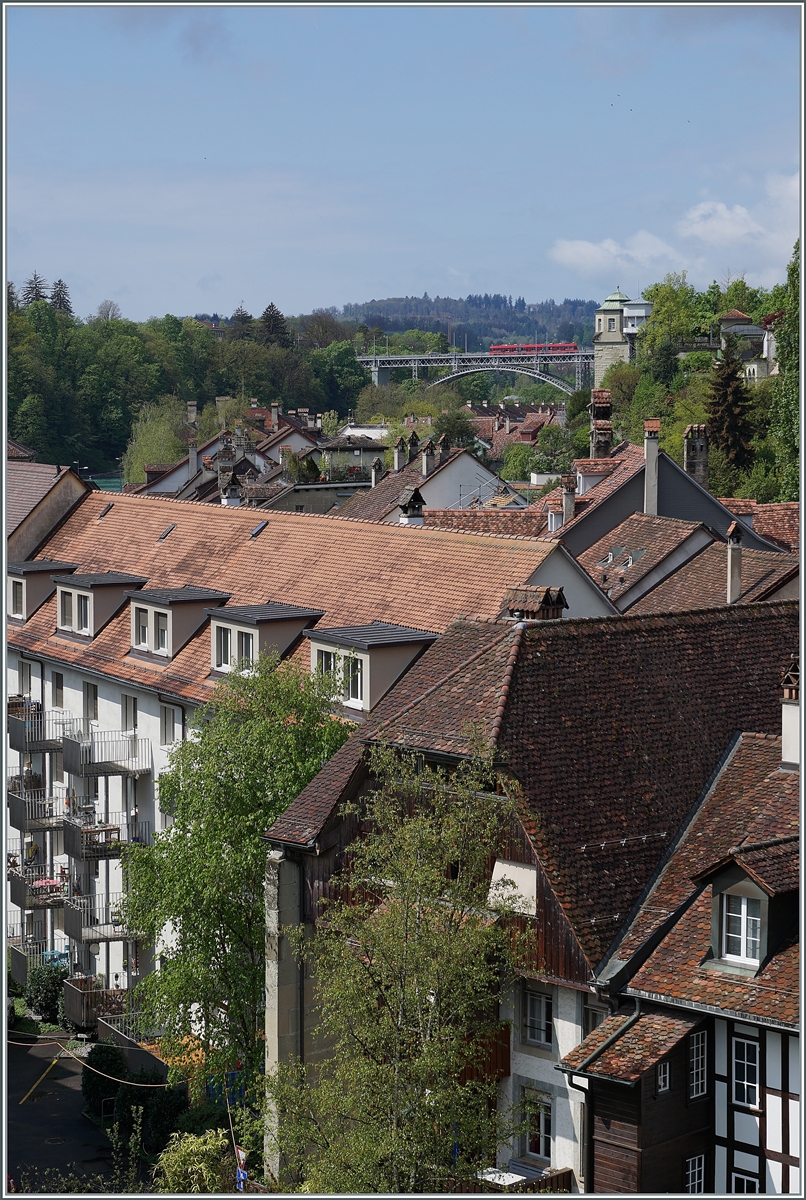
332,448,467,522
629,542,798,613
719,499,800,553
614,734,799,1028
534,443,646,536
7,437,37,461
577,512,709,606
560,1008,699,1082
6,462,78,534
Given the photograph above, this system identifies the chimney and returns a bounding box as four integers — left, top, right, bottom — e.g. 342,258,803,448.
398,485,424,526
407,429,420,462
371,457,383,488
250,398,258,408
219,468,241,508
421,439,436,478
270,402,279,432
437,433,451,464
726,521,743,603
561,473,576,526
643,419,660,515
316,413,322,430
683,424,709,490
781,653,799,768
186,399,198,425
590,420,613,459
505,415,511,434
504,586,568,621
393,437,407,473
188,438,198,477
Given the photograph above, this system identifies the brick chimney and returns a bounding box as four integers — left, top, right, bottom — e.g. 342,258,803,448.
398,485,424,526
503,586,568,621
683,424,709,490
643,419,660,515
393,437,407,473
726,521,743,603
188,438,198,477
561,472,576,526
781,653,799,768
421,439,436,478
407,429,420,463
590,420,613,459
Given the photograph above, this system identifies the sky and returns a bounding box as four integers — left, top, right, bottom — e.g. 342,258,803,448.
5,4,802,321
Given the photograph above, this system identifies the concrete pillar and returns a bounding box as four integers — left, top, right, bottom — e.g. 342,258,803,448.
371,364,390,387
643,420,660,515
264,848,302,1183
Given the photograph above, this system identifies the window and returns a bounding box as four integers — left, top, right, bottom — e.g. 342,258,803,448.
160,705,177,746
608,317,616,331
237,630,254,664
83,681,98,722
19,661,32,697
689,1030,707,1098
295,505,305,512
155,611,168,654
77,594,90,633
524,991,553,1046
597,318,602,331
657,1061,670,1092
524,1091,551,1160
60,590,73,629
216,625,232,669
723,894,761,963
317,648,336,674
52,671,64,709
344,656,363,704
685,1154,705,1193
584,1002,607,1037
11,580,23,617
733,1038,759,1107
134,607,149,649
121,694,138,733
732,1173,759,1193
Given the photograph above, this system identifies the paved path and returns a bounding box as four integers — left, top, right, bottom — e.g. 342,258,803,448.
6,1034,115,1185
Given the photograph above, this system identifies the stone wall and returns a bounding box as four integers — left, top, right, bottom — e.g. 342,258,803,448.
593,340,630,386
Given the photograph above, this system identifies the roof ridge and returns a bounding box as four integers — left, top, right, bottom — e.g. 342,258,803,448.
488,623,526,747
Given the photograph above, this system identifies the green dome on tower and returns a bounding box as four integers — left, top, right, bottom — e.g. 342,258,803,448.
599,289,631,310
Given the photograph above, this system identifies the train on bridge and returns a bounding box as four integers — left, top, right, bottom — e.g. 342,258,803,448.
488,342,579,355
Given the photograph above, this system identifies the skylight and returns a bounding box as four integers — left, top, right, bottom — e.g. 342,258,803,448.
97,503,114,520
249,521,268,539
158,524,176,542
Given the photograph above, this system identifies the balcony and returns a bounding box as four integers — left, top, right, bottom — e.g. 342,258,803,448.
8,706,79,753
62,976,129,1030
9,865,70,910
8,770,67,833
9,940,71,988
63,812,151,861
63,729,152,778
63,891,130,942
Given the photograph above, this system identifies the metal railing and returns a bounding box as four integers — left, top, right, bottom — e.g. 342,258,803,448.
63,891,130,941
64,813,151,860
63,729,152,778
8,865,70,909
8,770,68,832
62,977,129,1029
8,708,81,753
99,1011,166,1044
9,940,71,988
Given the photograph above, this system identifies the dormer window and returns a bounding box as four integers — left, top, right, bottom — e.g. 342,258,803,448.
305,622,438,713
11,580,24,617
237,630,254,664
216,625,232,669
77,594,90,634
155,612,169,654
344,656,363,705
722,894,761,963
60,590,73,629
135,608,149,649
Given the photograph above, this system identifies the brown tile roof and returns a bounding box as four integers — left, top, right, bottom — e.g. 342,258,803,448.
753,503,799,553
560,1008,699,1081
629,542,798,613
534,443,646,538
577,513,707,605
423,510,549,537
488,413,554,460
7,437,37,461
617,735,800,1027
331,448,466,522
6,461,74,534
7,492,559,707
271,601,799,969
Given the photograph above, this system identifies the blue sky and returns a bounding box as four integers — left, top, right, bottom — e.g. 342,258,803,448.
6,4,801,321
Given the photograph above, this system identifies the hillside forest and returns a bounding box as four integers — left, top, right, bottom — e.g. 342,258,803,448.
6,244,799,500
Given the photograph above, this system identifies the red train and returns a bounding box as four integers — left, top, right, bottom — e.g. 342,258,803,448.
488,342,578,355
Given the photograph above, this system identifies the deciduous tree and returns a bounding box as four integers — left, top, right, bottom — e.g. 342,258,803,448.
770,239,799,500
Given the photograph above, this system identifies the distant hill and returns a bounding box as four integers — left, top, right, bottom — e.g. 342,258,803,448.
336,293,599,349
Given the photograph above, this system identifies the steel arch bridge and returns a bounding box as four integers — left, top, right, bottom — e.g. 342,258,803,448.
356,350,593,397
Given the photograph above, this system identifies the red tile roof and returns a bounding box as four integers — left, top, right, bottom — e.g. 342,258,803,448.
423,510,549,537
560,1008,699,1081
618,734,799,1027
534,443,646,538
331,448,467,522
6,462,75,534
577,512,707,605
629,542,798,613
753,503,799,553
7,438,37,461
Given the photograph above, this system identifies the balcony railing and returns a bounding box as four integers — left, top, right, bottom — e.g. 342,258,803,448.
8,771,68,833
8,707,80,753
99,1011,166,1044
62,977,129,1029
63,891,130,942
7,919,46,946
64,813,151,860
9,865,70,910
9,940,71,988
63,729,152,778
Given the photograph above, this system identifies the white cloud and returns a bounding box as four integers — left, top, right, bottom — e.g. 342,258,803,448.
676,200,765,246
548,230,684,280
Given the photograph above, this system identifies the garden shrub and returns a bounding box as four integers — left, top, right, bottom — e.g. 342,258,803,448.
81,1041,128,1116
24,962,69,1024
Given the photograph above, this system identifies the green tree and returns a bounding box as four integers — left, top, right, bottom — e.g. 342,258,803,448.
121,397,188,483
707,333,755,470
123,655,352,1085
20,271,49,306
501,442,537,480
770,239,800,500
309,340,370,417
532,423,574,472
152,1128,232,1193
50,279,74,315
433,405,476,448
226,305,254,341
265,745,533,1194
456,373,491,406
81,1042,129,1117
258,302,293,349
649,340,682,389
320,409,341,437
24,962,69,1024
640,271,698,354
